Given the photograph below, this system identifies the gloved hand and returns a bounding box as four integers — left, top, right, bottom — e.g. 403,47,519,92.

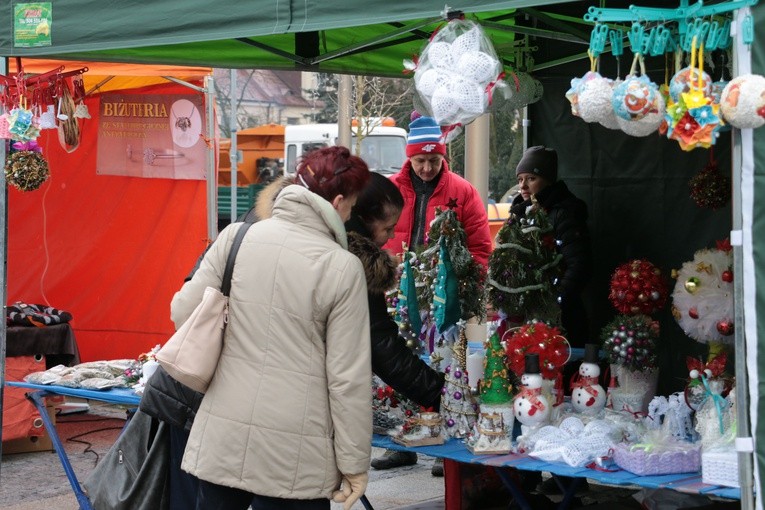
331,472,368,510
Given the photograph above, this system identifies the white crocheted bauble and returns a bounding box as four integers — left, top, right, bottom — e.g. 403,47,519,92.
720,74,765,129
415,68,447,97
578,75,615,123
457,51,499,85
451,25,482,60
453,78,486,114
430,83,461,125
426,41,454,69
617,93,665,137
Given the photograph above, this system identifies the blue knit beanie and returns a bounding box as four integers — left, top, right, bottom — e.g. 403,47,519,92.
406,116,446,157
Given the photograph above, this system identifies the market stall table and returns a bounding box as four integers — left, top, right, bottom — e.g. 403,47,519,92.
5,381,743,510
372,434,741,510
6,382,140,510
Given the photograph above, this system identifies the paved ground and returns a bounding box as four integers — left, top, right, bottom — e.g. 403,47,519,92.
0,400,739,509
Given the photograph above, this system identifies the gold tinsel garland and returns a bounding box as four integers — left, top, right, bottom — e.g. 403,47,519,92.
5,151,50,192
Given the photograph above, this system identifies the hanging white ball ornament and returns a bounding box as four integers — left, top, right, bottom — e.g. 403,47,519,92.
720,74,765,129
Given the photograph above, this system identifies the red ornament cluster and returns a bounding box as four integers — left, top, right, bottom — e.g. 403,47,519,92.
608,259,668,315
505,321,570,380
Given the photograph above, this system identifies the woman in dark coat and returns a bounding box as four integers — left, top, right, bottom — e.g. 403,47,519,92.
510,145,592,348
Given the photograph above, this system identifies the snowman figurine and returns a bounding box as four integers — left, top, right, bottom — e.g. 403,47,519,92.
513,353,551,431
571,343,606,416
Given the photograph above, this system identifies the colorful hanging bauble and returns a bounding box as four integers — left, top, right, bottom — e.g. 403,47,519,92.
504,320,570,381
617,92,665,137
688,154,731,210
4,141,49,192
608,259,668,316
600,314,660,371
668,66,713,104
671,241,734,346
612,53,659,121
719,74,765,129
664,39,724,151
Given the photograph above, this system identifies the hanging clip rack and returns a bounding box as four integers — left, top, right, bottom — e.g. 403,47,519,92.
584,0,758,43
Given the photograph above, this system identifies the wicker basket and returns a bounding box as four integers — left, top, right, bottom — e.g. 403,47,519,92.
702,449,740,488
613,442,701,476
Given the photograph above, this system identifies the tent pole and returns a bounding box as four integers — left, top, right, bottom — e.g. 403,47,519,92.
205,75,218,241
337,75,352,149
0,56,8,471
230,69,238,225
732,7,755,509
465,113,490,206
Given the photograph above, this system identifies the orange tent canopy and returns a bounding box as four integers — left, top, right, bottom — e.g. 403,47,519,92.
8,59,211,93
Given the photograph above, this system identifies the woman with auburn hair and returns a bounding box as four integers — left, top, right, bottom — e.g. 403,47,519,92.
171,146,372,510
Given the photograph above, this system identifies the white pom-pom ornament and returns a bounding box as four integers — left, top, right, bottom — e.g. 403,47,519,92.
457,51,498,85
415,68,446,97
453,78,486,114
431,84,460,124
451,26,482,59
617,93,665,137
578,75,614,123
720,74,765,129
427,42,454,69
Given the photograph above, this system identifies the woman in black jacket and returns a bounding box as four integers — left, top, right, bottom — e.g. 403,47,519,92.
346,172,445,408
510,145,592,348
141,171,444,509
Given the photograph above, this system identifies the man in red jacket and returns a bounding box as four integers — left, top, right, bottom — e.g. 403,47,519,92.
375,114,491,476
383,114,492,268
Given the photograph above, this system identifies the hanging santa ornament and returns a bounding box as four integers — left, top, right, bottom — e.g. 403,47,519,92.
612,53,659,121
720,74,765,129
608,259,668,316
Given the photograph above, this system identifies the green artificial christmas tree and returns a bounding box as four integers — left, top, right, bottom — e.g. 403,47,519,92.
421,206,486,323
487,201,562,323
480,331,515,405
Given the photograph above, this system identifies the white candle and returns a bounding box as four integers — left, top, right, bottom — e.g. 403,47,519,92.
466,350,485,390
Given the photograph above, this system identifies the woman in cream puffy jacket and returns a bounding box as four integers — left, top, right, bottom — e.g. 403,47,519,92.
173,146,372,510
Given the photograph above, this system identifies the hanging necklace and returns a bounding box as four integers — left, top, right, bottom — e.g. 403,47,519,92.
173,103,195,131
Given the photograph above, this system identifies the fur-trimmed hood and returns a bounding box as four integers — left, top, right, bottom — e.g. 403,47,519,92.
346,225,398,295
254,180,397,293
250,176,294,221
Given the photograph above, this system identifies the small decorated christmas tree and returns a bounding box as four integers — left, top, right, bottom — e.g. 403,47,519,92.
422,206,486,323
441,329,478,438
394,249,425,354
487,202,561,323
478,329,515,437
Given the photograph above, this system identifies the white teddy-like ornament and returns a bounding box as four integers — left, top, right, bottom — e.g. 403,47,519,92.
513,353,551,429
571,344,606,415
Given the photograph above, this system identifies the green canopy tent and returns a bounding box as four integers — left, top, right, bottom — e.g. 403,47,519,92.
1,2,764,509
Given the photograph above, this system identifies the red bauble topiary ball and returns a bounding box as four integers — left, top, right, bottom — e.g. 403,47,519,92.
608,259,668,315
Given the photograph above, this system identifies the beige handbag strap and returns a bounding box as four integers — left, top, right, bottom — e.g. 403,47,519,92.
221,222,254,297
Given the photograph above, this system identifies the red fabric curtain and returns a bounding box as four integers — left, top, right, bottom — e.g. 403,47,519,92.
7,82,209,362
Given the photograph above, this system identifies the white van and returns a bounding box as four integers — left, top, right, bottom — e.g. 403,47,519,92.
284,122,408,176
